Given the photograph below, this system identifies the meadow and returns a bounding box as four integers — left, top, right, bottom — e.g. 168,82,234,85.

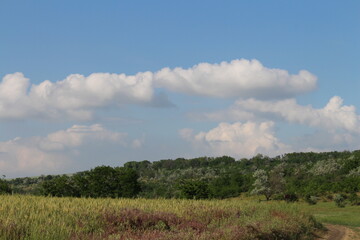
0,195,321,240
298,201,360,228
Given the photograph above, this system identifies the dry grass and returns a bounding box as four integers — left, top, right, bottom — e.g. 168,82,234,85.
0,195,321,239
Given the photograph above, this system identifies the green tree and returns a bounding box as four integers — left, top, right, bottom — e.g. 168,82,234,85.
41,166,140,198
208,172,249,199
86,166,119,198
0,178,11,194
269,163,286,197
115,167,141,198
178,179,209,199
82,166,140,198
251,169,272,200
41,175,77,197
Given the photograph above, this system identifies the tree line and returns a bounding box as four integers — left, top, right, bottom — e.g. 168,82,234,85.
3,150,360,203
40,166,140,198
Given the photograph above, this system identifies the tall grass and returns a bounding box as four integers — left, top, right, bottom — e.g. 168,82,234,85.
0,195,321,239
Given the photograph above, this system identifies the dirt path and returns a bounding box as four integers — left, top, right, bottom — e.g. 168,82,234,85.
317,224,359,240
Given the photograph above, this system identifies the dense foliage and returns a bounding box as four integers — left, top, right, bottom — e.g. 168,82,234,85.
5,150,360,201
125,151,360,201
128,151,360,200
41,166,140,198
0,178,11,194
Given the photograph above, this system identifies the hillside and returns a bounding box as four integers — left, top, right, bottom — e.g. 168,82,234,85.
5,150,360,201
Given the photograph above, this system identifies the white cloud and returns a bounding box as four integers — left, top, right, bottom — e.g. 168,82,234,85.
193,96,360,152
0,72,154,120
40,124,127,151
180,121,291,158
213,96,360,133
155,59,317,99
0,124,129,177
0,59,316,120
0,137,68,177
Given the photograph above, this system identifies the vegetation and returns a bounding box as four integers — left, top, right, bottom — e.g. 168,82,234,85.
127,151,360,200
0,195,321,240
251,169,272,200
41,166,140,198
0,178,11,194
1,150,360,239
333,194,346,208
298,201,360,227
4,149,360,204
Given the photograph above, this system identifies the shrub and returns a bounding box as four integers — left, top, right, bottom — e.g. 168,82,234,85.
305,195,317,205
333,194,346,208
178,180,210,199
348,192,360,206
0,179,11,194
284,193,298,203
272,194,284,201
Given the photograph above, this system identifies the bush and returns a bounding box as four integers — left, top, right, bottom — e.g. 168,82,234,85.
178,180,210,199
0,179,11,194
348,192,360,206
333,194,346,208
325,194,333,201
41,166,140,198
272,194,284,201
305,195,317,205
284,193,298,203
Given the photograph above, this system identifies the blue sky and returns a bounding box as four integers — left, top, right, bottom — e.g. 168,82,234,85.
0,0,359,177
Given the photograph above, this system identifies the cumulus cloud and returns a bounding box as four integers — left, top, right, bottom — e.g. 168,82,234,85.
0,72,154,120
0,124,129,177
190,95,360,153
209,96,360,133
155,59,317,99
0,59,316,120
180,121,291,158
40,124,127,151
0,138,67,177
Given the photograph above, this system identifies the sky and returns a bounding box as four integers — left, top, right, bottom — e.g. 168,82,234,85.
0,0,359,178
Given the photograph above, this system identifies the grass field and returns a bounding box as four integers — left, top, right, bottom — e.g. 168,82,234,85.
0,195,321,240
297,202,360,228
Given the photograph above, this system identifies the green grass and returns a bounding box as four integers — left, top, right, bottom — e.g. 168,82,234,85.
297,201,360,227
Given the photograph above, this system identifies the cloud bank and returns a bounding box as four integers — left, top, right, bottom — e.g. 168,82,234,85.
155,59,317,99
188,95,360,155
0,124,130,177
0,59,333,174
200,96,360,133
0,72,154,120
0,59,316,120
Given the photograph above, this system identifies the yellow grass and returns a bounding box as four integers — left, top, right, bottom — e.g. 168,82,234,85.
0,195,320,239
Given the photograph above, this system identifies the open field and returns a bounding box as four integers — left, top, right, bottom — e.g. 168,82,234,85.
0,195,321,240
297,201,360,240
297,202,360,228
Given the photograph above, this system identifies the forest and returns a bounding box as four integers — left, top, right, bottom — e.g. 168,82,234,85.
2,150,360,204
